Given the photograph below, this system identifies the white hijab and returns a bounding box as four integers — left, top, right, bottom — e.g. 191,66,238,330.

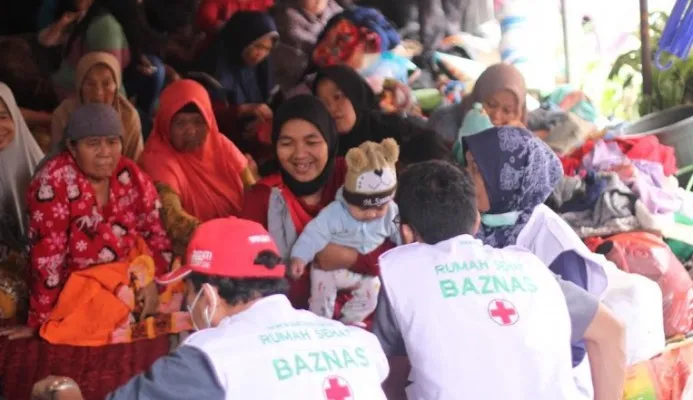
0,82,44,249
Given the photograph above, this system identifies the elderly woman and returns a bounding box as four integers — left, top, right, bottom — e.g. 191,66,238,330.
0,103,188,345
139,79,255,256
51,52,144,161
241,95,390,315
428,63,528,143
463,126,664,398
0,83,45,319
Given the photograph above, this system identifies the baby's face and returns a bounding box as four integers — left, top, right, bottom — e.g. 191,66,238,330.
347,202,390,222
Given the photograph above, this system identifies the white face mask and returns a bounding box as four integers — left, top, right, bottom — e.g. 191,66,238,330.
188,284,218,331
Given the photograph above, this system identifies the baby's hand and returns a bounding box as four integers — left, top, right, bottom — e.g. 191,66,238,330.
289,258,307,280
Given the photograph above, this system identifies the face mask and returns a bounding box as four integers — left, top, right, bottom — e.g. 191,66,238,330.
481,211,520,227
188,284,218,331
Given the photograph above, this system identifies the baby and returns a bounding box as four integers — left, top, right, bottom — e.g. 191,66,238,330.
290,138,401,327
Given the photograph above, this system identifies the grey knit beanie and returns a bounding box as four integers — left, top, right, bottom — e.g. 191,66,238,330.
66,103,123,141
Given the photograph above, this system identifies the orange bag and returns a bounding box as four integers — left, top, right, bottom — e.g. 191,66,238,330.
623,339,693,400
601,232,693,338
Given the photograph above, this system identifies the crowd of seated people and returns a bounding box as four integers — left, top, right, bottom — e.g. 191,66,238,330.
0,1,678,399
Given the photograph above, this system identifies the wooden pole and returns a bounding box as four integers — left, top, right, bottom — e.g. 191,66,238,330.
561,0,571,83
640,0,653,97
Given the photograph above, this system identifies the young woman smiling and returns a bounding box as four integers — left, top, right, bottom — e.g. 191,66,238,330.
241,95,391,316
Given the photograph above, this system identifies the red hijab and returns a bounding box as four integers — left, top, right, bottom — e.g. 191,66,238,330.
140,80,247,221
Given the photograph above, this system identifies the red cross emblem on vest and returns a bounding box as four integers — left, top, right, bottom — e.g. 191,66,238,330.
323,376,353,400
488,299,519,326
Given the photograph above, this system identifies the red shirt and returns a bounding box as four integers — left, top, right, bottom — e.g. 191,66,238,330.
196,0,275,34
26,153,172,328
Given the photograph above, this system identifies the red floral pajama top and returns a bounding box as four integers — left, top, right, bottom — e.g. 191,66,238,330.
26,153,173,328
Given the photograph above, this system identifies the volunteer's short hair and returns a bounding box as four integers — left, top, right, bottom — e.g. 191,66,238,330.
398,131,453,167
396,160,477,244
187,250,289,306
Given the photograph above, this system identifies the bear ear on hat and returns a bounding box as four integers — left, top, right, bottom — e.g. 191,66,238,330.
346,146,369,173
380,138,400,164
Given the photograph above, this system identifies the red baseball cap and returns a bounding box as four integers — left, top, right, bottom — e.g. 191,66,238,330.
156,218,286,284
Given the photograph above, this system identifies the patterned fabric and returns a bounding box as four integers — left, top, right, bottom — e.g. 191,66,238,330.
465,127,563,247
40,239,190,346
196,0,275,34
0,318,170,400
312,6,400,68
26,152,172,328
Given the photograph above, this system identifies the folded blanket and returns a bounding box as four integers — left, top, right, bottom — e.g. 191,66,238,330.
40,239,190,346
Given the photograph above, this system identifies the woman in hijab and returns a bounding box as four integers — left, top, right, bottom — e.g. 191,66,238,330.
241,95,391,313
0,83,45,319
314,64,433,156
191,11,279,153
139,79,256,256
0,103,187,342
51,52,144,161
463,126,663,397
428,63,528,143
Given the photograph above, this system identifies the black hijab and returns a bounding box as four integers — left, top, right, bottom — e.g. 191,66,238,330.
313,65,434,157
272,95,339,196
313,65,381,155
198,11,278,105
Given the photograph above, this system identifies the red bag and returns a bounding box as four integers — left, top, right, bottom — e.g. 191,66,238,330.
602,232,693,338
623,339,693,400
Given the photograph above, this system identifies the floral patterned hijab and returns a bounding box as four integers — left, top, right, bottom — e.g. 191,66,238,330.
464,126,562,247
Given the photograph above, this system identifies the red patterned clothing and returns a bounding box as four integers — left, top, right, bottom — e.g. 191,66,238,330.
26,153,173,328
196,0,274,34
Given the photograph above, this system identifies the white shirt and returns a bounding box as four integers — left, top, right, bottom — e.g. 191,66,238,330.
184,295,389,399
377,235,579,400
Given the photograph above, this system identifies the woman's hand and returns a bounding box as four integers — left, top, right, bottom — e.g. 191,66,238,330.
137,282,159,320
0,325,37,340
315,244,359,271
137,55,157,76
164,64,181,83
31,376,83,400
59,11,82,27
253,104,273,121
240,104,273,121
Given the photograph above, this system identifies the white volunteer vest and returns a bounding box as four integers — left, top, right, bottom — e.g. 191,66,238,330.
518,205,665,366
184,295,389,400
380,235,578,400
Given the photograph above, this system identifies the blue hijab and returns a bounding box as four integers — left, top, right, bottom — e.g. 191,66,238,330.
198,11,277,105
465,127,563,248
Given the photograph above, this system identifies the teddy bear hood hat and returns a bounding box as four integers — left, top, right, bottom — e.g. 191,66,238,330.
343,138,399,208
